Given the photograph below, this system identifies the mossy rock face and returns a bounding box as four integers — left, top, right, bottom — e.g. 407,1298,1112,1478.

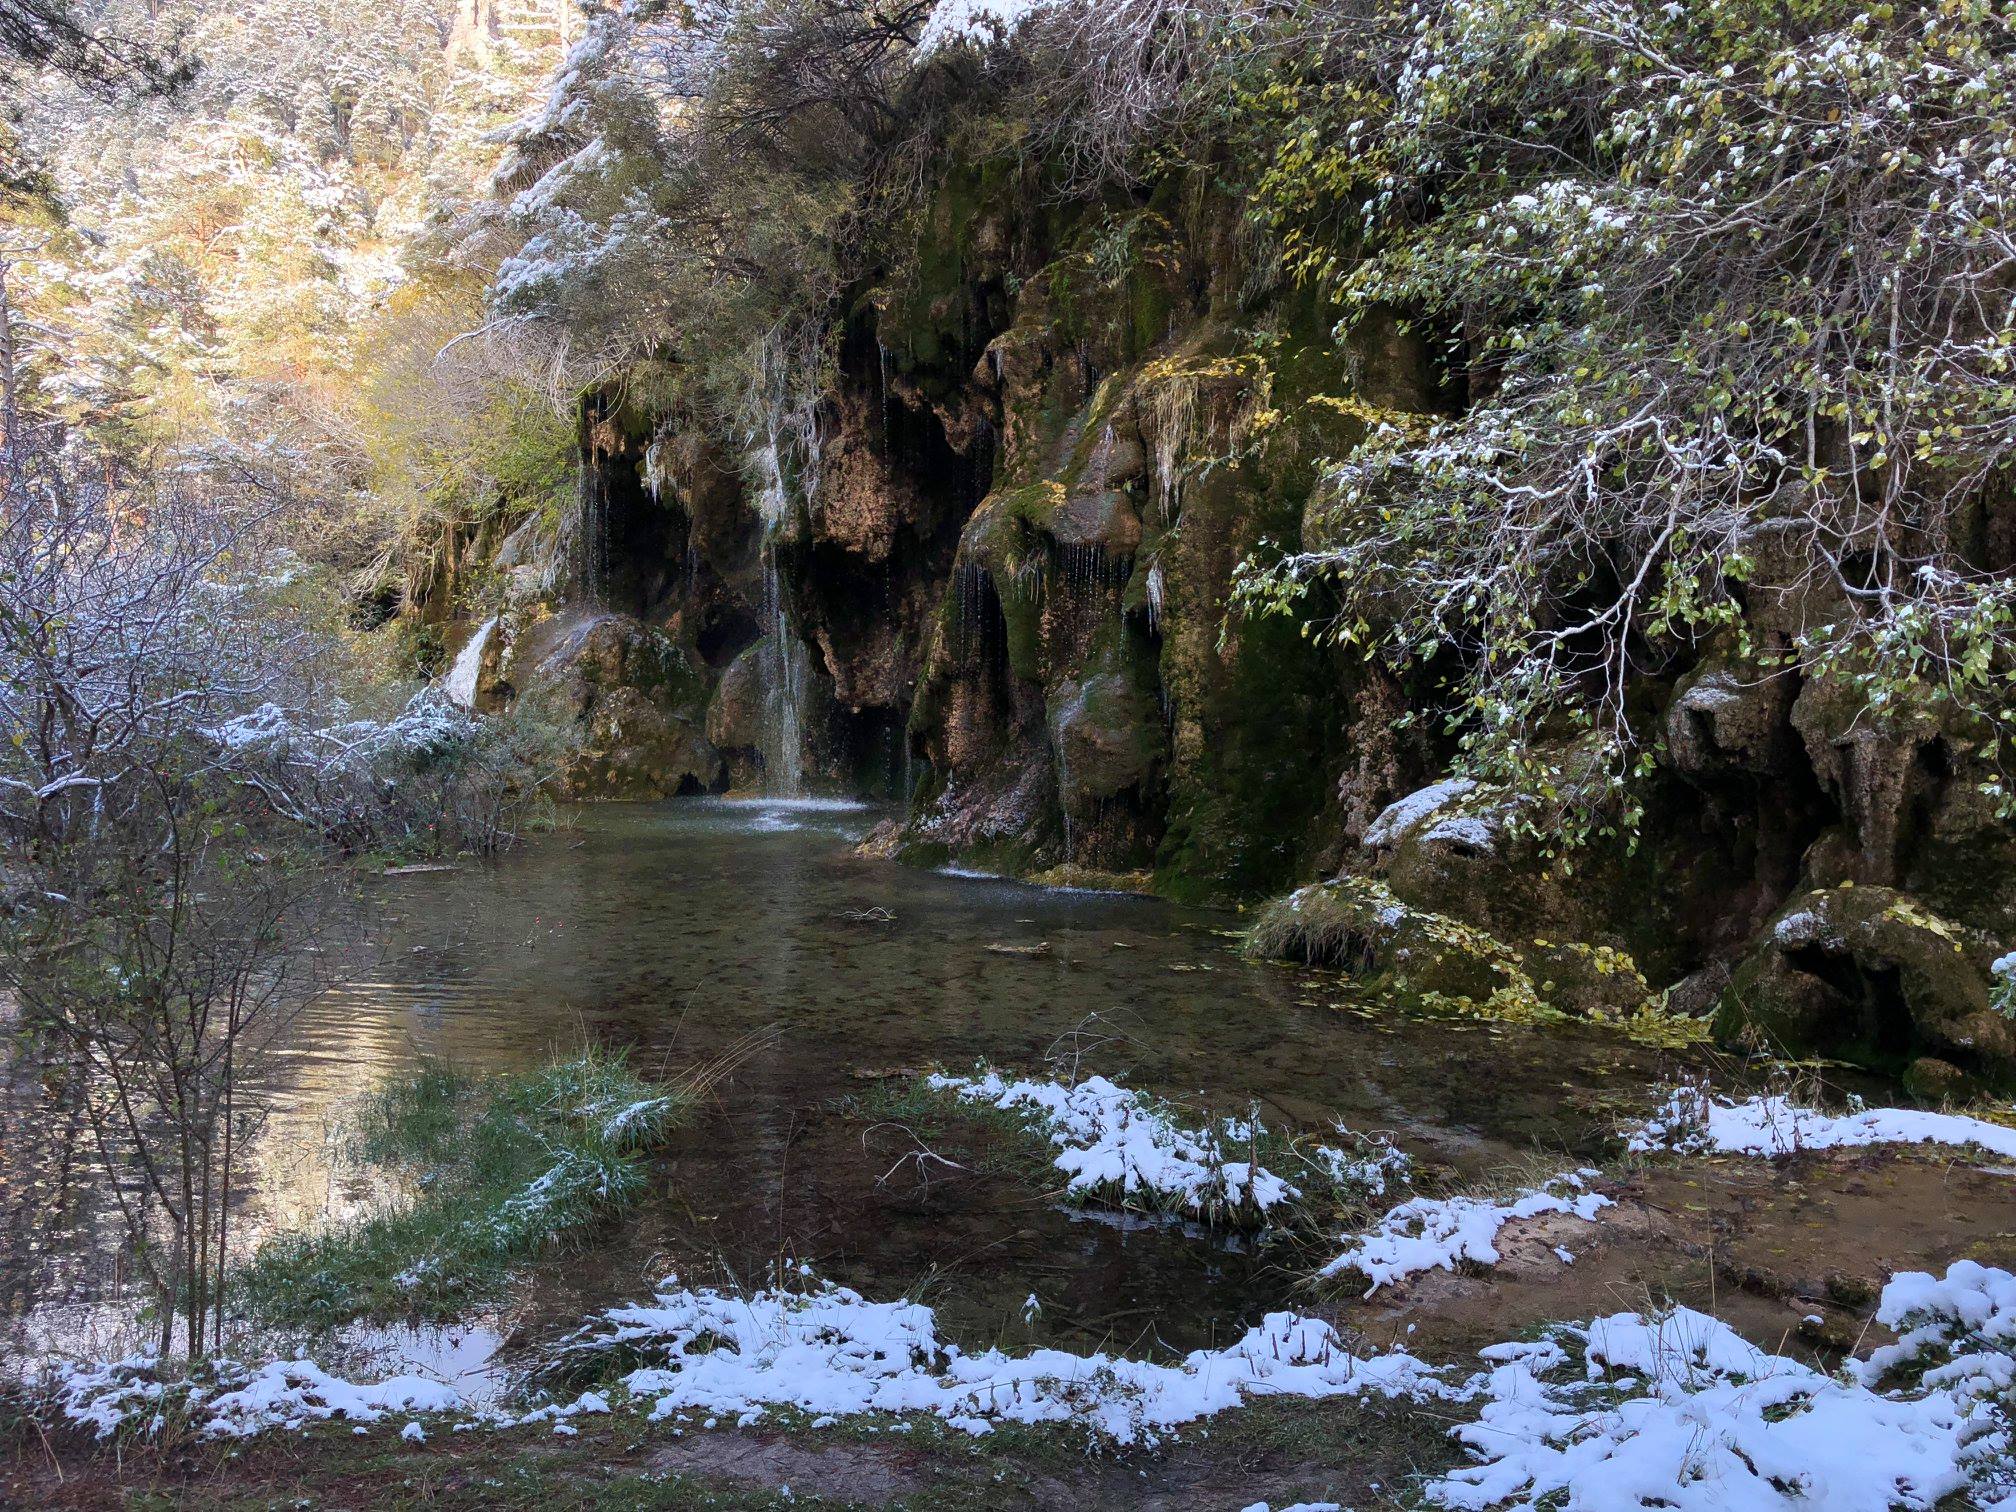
1369,782,1589,951
1049,669,1162,808
1522,937,1662,1021
1359,766,1794,992
1246,876,1673,1034
513,611,723,799
1717,886,2014,1075
704,638,770,753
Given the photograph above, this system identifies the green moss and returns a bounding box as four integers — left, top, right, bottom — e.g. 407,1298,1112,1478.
1248,880,1707,1045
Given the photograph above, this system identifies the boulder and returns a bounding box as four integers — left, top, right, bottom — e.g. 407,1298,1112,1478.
1048,671,1162,809
513,611,722,799
1718,885,2014,1074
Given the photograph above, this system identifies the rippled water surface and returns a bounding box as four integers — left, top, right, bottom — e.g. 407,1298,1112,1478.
2,799,1696,1371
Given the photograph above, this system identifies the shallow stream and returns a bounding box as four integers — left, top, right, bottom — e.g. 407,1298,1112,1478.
0,800,1702,1389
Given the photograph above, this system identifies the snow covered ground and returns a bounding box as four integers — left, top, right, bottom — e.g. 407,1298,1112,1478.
36,1225,2016,1512
48,1261,2014,1511
924,1066,1408,1223
1433,1262,2016,1511
556,1273,1453,1445
1319,1173,1613,1293
52,1355,460,1440
1630,1087,2016,1160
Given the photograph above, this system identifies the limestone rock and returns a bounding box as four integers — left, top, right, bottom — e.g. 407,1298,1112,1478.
514,611,722,799
1718,885,2013,1074
1664,656,1797,778
1048,671,1161,809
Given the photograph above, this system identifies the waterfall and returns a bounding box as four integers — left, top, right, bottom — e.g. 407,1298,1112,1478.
740,325,825,796
758,546,808,797
442,616,497,709
574,452,607,604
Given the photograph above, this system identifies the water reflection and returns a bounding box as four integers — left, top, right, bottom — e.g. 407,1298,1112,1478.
1,799,1696,1369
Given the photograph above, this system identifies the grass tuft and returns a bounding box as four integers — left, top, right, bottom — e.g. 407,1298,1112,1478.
239,1046,693,1330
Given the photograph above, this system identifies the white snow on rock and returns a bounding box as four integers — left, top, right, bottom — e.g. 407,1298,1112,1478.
1628,1088,2016,1160
1427,1263,2016,1512
1422,813,1500,852
1320,1174,1613,1295
559,1275,1454,1445
1363,778,1478,849
924,1068,1404,1221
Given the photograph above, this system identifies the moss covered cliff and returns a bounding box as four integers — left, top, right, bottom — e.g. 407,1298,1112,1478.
410,0,2016,1089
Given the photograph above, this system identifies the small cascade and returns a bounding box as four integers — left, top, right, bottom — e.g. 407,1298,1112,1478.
758,546,809,797
877,338,892,451
739,326,827,796
442,616,498,709
1058,733,1075,862
952,562,1001,665
1045,541,1133,644
573,453,608,604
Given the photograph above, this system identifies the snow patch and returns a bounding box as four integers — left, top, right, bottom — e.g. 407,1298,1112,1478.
1363,778,1478,849
925,1068,1405,1222
917,0,1053,53
557,1274,1455,1445
1321,1173,1612,1294
51,1356,462,1440
1428,1265,2016,1511
1629,1088,2016,1160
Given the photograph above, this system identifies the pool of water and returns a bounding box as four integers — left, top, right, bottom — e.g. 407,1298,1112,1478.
0,799,1699,1374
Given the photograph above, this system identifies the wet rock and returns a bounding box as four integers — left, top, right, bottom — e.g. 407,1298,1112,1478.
1901,1055,1971,1105
705,640,771,755
1048,671,1161,809
854,818,903,860
1718,885,2013,1074
513,611,723,799
1244,878,1510,1003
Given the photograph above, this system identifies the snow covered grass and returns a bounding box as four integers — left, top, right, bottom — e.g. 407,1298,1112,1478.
545,1272,1455,1446
1319,1172,1613,1295
879,1064,1409,1231
239,1049,691,1329
1629,1083,2016,1160
1429,1262,2016,1511
35,1253,2016,1509
47,1354,462,1444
